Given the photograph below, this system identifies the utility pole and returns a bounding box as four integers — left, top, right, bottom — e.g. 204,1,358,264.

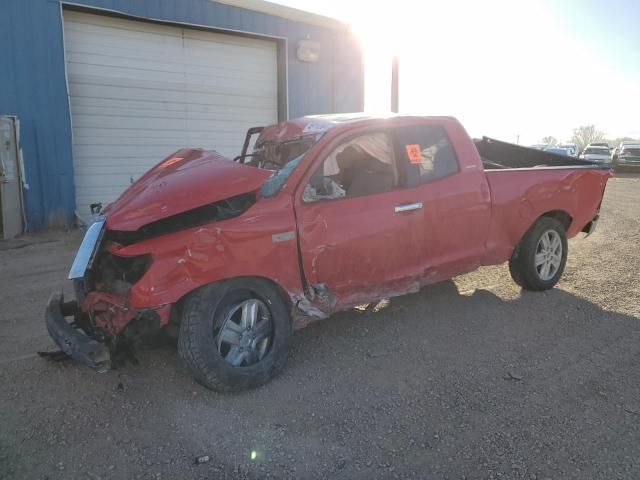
391,55,399,113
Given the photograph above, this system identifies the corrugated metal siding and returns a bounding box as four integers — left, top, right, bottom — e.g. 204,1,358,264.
0,0,364,230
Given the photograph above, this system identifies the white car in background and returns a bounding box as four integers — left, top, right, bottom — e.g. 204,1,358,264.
580,146,611,163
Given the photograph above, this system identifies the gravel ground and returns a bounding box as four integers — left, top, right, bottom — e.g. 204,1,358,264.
1,173,639,480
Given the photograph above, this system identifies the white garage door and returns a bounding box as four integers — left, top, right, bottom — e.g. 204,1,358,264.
63,11,278,221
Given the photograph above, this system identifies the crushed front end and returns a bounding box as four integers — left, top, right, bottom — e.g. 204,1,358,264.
43,146,303,372
44,219,171,370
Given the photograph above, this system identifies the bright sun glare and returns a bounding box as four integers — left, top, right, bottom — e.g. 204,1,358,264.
351,1,614,144
279,0,639,145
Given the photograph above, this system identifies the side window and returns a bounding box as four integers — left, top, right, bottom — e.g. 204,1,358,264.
394,124,459,188
303,132,397,203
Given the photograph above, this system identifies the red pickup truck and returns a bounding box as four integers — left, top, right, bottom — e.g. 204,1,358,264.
45,114,611,391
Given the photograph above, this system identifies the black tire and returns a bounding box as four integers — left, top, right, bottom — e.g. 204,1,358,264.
509,217,568,291
178,278,291,392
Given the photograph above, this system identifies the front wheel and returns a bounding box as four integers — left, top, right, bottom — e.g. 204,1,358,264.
509,217,568,291
178,278,291,392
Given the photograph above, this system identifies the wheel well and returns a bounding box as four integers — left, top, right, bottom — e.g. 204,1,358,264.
510,210,573,262
173,276,294,321
540,210,572,231
251,276,295,310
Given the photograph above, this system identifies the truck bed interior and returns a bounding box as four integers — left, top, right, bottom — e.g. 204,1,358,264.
475,137,597,170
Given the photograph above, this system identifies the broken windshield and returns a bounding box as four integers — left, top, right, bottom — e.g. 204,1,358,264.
253,135,320,197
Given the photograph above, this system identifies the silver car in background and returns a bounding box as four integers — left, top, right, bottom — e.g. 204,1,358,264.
558,143,578,156
580,146,611,164
543,146,572,156
613,144,640,169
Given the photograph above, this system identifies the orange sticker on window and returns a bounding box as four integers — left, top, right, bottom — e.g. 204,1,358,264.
405,144,423,164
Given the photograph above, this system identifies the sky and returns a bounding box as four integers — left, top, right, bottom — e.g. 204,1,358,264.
271,0,640,145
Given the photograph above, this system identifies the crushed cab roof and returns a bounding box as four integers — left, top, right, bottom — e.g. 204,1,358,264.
257,113,456,144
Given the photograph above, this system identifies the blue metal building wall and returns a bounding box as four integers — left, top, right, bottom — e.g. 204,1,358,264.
0,0,364,230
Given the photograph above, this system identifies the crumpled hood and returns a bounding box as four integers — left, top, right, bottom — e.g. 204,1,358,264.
103,149,271,231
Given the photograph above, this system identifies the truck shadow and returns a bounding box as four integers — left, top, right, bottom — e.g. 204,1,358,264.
134,278,638,475
134,277,640,393
286,278,639,391
123,276,640,406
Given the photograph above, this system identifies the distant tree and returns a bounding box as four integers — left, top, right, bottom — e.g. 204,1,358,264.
541,136,558,146
571,125,605,152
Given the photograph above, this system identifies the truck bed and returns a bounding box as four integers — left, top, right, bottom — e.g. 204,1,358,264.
475,137,599,170
481,158,611,266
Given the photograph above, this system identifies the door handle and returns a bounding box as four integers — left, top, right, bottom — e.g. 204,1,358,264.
394,202,423,213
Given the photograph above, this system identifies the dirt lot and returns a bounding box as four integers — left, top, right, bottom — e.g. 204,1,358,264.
1,174,639,480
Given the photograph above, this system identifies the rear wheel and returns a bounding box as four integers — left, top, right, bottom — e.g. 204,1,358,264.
509,217,568,291
178,278,291,392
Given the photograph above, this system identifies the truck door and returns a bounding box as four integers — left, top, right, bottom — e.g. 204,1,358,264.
294,130,426,309
392,122,492,282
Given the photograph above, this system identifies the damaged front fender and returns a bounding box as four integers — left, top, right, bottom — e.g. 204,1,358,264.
44,293,111,372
